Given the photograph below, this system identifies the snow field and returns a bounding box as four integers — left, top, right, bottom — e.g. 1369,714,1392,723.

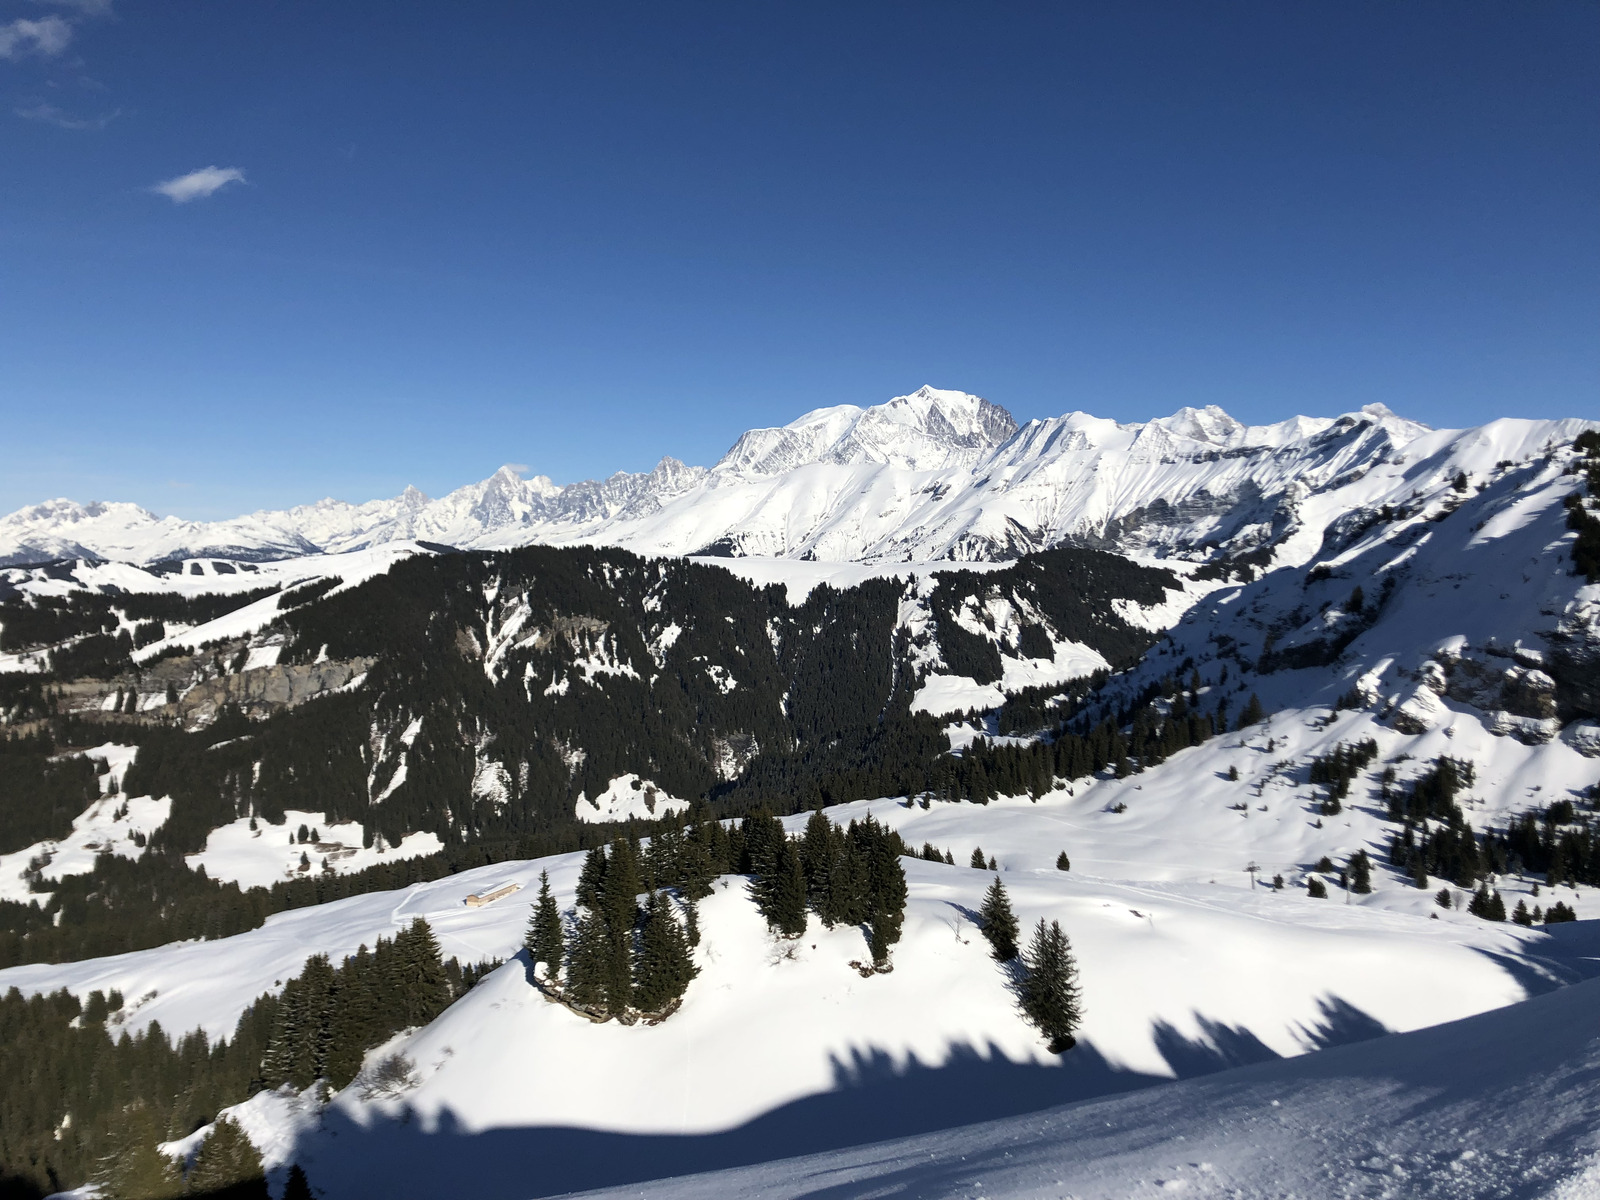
571,950,1600,1200
575,774,692,824
185,809,443,890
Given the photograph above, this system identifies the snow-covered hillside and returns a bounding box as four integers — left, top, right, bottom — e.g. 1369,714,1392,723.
570,947,1600,1200
6,387,1589,570
5,796,1589,1199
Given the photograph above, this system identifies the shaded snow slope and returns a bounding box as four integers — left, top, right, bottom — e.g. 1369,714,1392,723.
6,389,1589,569
572,936,1600,1200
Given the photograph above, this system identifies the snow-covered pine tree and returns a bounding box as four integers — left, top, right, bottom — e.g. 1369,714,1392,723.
1020,918,1082,1053
528,869,565,985
979,875,1020,961
185,1114,268,1199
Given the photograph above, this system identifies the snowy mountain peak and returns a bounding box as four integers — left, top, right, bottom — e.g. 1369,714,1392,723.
716,386,1019,476
1149,403,1248,446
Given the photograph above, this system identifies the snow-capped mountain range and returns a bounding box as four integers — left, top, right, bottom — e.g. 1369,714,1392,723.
6,385,1557,570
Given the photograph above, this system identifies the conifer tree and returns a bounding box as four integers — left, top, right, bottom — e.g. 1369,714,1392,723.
596,840,641,1016
1512,898,1533,926
632,891,698,1014
324,945,376,1090
527,869,565,985
1468,884,1490,917
1348,850,1372,895
800,808,837,904
1019,918,1082,1052
565,906,610,1012
1307,877,1328,898
1436,886,1453,909
978,875,1019,961
970,847,987,869
863,826,907,968
684,896,701,947
97,1103,181,1200
1487,889,1507,922
1055,852,1070,871
774,839,809,939
394,918,452,1027
1237,693,1265,730
576,845,606,909
185,1115,268,1199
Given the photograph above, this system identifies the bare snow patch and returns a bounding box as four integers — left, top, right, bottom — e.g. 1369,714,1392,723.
185,809,442,890
912,674,1005,717
576,774,690,824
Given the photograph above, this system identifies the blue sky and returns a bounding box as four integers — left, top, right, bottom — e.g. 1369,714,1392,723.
1,1,1595,519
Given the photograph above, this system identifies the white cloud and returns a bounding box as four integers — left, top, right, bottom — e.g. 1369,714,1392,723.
15,100,118,129
151,165,247,204
0,16,73,58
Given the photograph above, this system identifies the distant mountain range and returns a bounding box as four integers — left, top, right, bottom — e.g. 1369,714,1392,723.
1,386,1590,569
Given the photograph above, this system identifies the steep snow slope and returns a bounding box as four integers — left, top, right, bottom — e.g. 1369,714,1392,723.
6,388,1588,569
571,950,1600,1200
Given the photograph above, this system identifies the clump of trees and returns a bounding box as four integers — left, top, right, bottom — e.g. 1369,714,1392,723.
258,917,491,1093
975,876,1081,1053
1308,738,1379,816
543,838,699,1022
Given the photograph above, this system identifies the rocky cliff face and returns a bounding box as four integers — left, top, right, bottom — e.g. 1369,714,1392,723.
48,646,376,729
174,657,376,725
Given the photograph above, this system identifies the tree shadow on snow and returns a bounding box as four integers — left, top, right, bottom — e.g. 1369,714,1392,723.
295,1039,1169,1200
287,994,1430,1199
1151,994,1388,1078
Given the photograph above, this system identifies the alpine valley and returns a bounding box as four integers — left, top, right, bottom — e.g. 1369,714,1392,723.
2,387,1599,1200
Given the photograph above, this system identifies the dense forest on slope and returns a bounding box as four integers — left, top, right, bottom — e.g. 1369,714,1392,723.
0,545,1179,967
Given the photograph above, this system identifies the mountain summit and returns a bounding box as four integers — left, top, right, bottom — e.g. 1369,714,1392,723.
715,386,1019,475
